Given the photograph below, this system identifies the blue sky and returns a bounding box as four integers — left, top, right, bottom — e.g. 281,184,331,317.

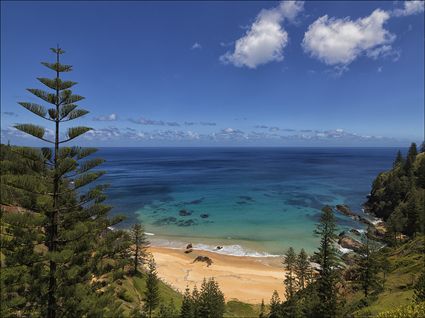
1,1,424,146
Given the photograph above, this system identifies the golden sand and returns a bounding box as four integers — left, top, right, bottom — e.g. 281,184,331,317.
149,246,286,304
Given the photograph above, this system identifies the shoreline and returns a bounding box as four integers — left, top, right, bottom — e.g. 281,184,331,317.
149,245,286,304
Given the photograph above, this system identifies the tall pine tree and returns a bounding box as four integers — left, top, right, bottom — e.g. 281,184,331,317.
355,228,381,298
295,248,311,290
283,247,297,299
144,255,160,318
131,222,150,275
1,47,130,317
180,286,194,318
314,206,341,318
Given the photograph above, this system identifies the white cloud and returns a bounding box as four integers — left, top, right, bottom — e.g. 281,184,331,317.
220,1,304,68
93,113,117,121
393,1,425,17
302,9,396,66
191,42,202,50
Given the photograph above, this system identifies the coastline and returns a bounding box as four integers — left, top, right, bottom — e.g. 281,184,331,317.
149,245,286,304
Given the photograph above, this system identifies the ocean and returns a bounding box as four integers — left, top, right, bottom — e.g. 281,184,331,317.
95,147,399,256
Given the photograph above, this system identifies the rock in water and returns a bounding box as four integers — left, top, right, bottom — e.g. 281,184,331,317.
179,209,192,216
338,235,363,253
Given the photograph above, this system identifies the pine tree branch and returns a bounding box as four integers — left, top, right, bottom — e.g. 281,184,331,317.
37,77,77,91
27,88,57,105
59,127,92,144
61,109,89,122
18,102,50,120
41,62,72,73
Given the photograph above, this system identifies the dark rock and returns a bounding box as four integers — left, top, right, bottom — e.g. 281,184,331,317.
200,213,209,219
350,229,362,236
179,209,192,216
176,219,198,227
184,249,193,254
336,204,356,217
339,231,347,237
335,205,374,226
238,196,254,202
186,243,193,249
153,217,177,226
186,198,205,205
193,256,213,267
216,246,223,250
338,235,363,253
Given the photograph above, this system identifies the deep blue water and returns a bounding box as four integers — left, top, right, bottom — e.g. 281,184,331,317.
95,147,398,255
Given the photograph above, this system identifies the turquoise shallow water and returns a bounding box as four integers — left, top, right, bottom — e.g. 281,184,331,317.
97,147,399,255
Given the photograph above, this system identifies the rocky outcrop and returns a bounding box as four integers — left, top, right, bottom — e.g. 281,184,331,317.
335,205,374,226
338,235,363,253
200,213,209,219
349,229,362,236
193,256,213,267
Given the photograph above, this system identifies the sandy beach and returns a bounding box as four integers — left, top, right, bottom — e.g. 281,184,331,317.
149,246,286,304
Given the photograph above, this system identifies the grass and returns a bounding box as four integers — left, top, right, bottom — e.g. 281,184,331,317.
349,236,424,317
116,272,264,317
116,272,183,316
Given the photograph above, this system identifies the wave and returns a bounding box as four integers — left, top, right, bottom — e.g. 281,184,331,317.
150,238,280,258
336,244,353,254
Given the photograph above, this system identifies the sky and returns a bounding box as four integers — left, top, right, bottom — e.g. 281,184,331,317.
1,0,424,147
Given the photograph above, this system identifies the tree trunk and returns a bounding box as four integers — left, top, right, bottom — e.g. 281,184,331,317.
47,47,60,318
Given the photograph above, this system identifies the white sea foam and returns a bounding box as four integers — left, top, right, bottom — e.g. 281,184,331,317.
337,245,353,254
192,243,280,258
150,238,280,258
145,232,155,236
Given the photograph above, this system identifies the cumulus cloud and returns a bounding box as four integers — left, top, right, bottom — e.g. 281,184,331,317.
191,42,202,49
393,1,425,17
84,127,121,140
303,9,396,66
220,1,304,68
93,113,117,121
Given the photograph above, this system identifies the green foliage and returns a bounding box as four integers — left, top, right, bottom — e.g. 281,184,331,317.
354,228,383,298
313,206,342,318
198,278,225,318
375,301,425,318
365,144,425,239
414,272,425,303
180,287,194,318
283,247,297,300
269,290,281,318
158,299,178,318
131,222,150,275
1,48,131,318
258,299,266,318
295,248,311,290
143,256,160,318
